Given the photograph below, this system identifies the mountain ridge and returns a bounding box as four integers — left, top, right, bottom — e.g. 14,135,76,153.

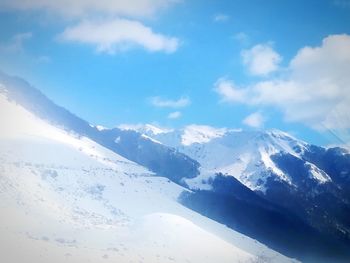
119,123,350,262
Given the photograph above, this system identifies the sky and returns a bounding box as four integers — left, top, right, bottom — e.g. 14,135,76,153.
0,0,350,146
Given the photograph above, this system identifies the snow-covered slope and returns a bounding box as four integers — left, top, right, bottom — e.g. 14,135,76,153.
0,93,296,262
0,73,201,186
121,124,350,262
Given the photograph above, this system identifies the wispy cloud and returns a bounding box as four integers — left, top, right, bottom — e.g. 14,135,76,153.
0,32,32,52
0,0,178,18
241,43,282,76
243,112,265,128
213,13,230,22
234,32,249,45
215,34,350,130
333,0,350,9
58,19,179,54
36,55,51,63
167,111,182,119
150,96,190,108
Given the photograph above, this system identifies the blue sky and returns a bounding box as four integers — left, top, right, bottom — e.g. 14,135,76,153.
1,0,350,146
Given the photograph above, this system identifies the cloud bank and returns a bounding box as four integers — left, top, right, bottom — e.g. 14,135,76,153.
215,34,350,130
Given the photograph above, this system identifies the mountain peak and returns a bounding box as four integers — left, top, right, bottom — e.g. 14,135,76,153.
181,124,229,145
118,123,172,135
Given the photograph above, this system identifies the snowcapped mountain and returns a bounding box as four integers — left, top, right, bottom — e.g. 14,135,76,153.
120,123,350,262
2,70,350,262
0,77,295,262
119,124,319,192
117,124,343,193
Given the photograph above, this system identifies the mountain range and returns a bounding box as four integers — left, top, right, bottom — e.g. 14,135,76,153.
1,70,350,262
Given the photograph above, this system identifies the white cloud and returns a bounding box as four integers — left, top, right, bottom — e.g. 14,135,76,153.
0,32,32,52
167,111,181,119
241,43,282,76
0,1,181,55
215,34,350,130
58,19,179,54
213,13,230,22
243,112,264,128
0,0,178,18
214,78,247,103
150,96,190,108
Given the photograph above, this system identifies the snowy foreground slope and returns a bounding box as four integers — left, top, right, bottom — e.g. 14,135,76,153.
0,96,296,263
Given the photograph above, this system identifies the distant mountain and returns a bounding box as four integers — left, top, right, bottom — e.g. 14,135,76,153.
120,124,318,191
121,123,350,262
